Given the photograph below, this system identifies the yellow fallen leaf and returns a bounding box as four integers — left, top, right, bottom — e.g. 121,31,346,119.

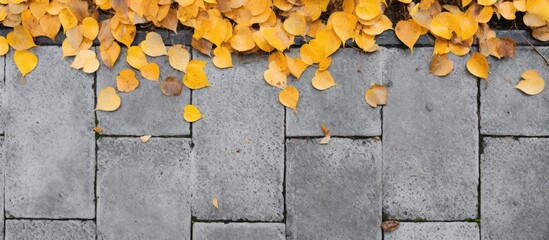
261,27,292,52
14,50,38,77
268,52,287,72
127,46,148,70
365,84,387,108
212,197,219,209
300,40,325,65
285,55,309,79
318,57,331,71
183,104,202,122
515,69,545,95
312,69,336,90
58,8,78,31
112,23,136,47
320,124,331,145
212,46,233,69
96,86,121,111
140,135,152,143
183,60,210,89
81,17,99,40
264,68,287,89
283,12,307,36
329,12,357,43
99,42,121,69
0,36,8,55
93,126,103,133
429,54,454,77
71,49,100,73
7,25,36,50
395,20,421,51
116,69,139,93
140,32,168,57
168,45,190,72
140,62,160,81
279,86,299,111
356,0,382,21
39,14,61,40
466,52,489,80
430,12,457,40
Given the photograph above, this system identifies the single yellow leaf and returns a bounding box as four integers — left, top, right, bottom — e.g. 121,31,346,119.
395,20,421,51
96,86,121,111
140,135,152,143
264,68,287,89
312,69,336,90
430,12,457,40
285,55,309,79
429,54,454,76
478,0,497,6
184,104,202,122
230,25,255,52
0,36,8,55
356,0,382,21
261,27,292,52
112,23,136,47
466,52,489,80
212,197,219,209
183,60,210,89
140,32,168,57
71,49,100,73
7,25,36,50
14,50,38,77
116,69,139,93
127,46,148,70
81,17,99,40
365,84,387,108
212,46,233,69
284,12,307,36
318,57,332,71
39,14,61,40
300,39,325,65
329,12,357,43
168,45,190,72
58,8,78,31
99,42,121,69
515,69,545,95
279,86,299,111
140,62,160,81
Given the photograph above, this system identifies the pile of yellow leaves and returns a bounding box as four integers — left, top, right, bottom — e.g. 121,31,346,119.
0,0,547,122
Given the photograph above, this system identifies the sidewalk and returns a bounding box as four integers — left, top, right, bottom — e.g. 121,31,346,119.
0,35,548,239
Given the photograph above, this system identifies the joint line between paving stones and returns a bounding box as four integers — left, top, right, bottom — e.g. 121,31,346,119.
3,54,6,240
189,44,195,240
5,217,95,221
480,134,549,138
286,136,380,139
477,68,482,236
98,134,192,138
283,95,288,237
380,51,385,240
92,63,99,240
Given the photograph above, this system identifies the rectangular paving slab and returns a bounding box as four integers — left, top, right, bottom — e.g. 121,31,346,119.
0,137,3,240
96,47,191,136
382,48,478,220
192,52,285,221
286,138,382,240
97,137,192,240
4,47,95,218
384,222,479,240
481,137,549,240
193,223,285,240
5,220,96,239
480,47,549,136
286,48,382,137
0,57,4,132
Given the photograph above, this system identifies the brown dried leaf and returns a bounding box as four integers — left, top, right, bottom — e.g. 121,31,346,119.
381,220,400,232
160,76,183,96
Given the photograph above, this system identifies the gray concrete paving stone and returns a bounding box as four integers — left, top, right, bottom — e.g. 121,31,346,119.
481,137,549,240
193,223,285,240
0,137,3,240
5,220,96,240
382,48,479,220
0,57,4,132
286,138,382,240
191,52,285,221
96,47,191,135
97,137,192,240
4,46,95,218
286,48,382,137
384,222,480,240
480,47,549,136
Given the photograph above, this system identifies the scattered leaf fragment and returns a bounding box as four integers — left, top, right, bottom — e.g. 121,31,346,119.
116,69,139,93
140,135,152,143
466,52,489,80
184,104,202,123
96,86,121,112
365,84,387,108
93,126,103,133
0,36,8,56
160,76,183,96
320,124,331,145
381,220,400,232
515,69,545,95
14,50,38,77
279,86,299,111
212,197,219,209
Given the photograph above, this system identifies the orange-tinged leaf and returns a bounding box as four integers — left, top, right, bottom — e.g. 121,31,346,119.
82,17,99,40
230,25,255,52
329,12,357,43
283,12,307,36
316,28,341,56
279,86,299,111
312,69,336,90
140,32,168,57
59,8,78,31
96,86,121,111
429,54,454,76
39,14,61,40
99,41,121,68
168,45,190,72
365,84,387,108
300,40,325,65
127,46,148,69
466,52,489,80
160,76,183,96
184,104,202,122
395,20,421,51
515,69,545,95
112,23,136,47
285,55,309,79
140,62,160,81
496,1,516,20
355,32,377,52
14,50,38,77
356,0,382,21
116,69,139,93
478,0,497,5
71,49,100,73
430,12,457,39
0,36,8,55
318,57,331,71
264,68,287,89
7,25,36,50
183,60,210,89
212,46,233,69
262,27,292,51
